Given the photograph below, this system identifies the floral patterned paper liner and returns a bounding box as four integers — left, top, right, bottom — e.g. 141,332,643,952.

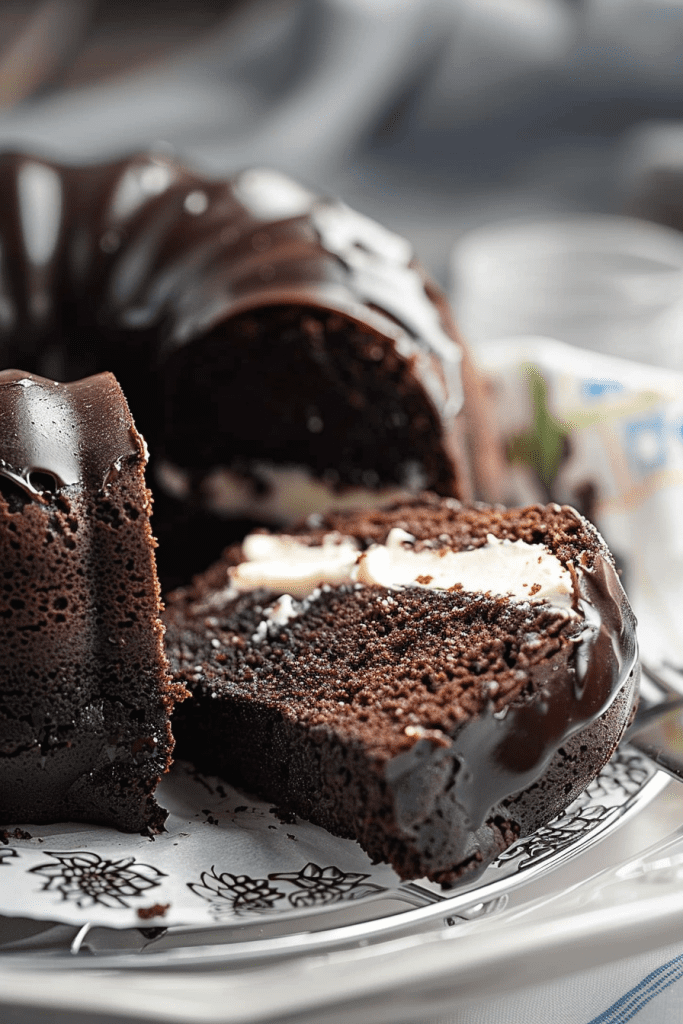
0,747,660,932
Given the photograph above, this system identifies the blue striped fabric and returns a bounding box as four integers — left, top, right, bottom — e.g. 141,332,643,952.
588,955,683,1023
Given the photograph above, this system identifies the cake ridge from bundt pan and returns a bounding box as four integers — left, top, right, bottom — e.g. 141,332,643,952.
0,151,501,557
0,368,186,833
165,494,639,885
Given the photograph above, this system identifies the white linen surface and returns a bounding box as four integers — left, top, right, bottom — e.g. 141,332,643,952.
432,943,683,1024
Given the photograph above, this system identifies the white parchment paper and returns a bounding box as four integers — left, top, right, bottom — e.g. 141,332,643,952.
0,762,401,930
0,747,659,933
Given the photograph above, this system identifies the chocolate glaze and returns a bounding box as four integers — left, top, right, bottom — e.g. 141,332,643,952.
0,153,463,460
398,554,638,858
0,369,139,497
339,510,639,869
0,152,491,582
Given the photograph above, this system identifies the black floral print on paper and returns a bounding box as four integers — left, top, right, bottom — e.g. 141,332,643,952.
188,868,285,915
187,862,386,917
269,862,385,908
587,747,651,800
29,851,166,909
0,847,18,866
495,749,652,872
496,803,614,870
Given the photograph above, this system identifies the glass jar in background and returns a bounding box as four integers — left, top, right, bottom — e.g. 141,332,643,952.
451,215,683,369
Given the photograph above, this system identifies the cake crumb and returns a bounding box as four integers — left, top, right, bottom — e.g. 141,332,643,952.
137,903,170,920
270,806,297,825
0,828,32,845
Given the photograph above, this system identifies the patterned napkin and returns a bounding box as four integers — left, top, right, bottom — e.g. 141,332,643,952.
434,943,683,1024
478,336,683,667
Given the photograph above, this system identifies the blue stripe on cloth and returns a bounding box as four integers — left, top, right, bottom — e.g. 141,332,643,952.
587,955,683,1023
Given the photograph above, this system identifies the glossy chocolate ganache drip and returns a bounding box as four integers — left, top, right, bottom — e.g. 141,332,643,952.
0,152,494,547
0,370,181,832
166,499,639,883
0,369,139,496
397,551,638,872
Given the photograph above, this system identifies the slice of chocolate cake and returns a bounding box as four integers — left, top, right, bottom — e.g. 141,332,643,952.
165,496,638,884
0,370,185,832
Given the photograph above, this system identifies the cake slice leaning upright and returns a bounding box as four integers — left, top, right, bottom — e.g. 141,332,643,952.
0,370,185,832
166,495,639,884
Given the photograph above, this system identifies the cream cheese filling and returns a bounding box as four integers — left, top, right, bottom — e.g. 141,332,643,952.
231,532,361,599
355,529,575,610
231,528,576,635
156,460,420,526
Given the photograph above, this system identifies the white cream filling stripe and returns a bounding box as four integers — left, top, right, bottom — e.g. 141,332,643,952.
230,528,576,612
234,532,361,599
157,461,417,526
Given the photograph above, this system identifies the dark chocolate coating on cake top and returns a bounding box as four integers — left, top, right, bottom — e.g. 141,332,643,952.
0,369,139,496
166,498,638,883
0,370,183,832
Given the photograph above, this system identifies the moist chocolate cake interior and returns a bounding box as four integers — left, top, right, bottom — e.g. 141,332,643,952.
166,498,638,883
159,305,457,494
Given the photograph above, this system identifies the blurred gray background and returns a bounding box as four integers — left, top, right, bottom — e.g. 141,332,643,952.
0,0,682,285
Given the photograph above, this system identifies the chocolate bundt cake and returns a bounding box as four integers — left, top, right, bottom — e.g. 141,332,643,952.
0,152,499,588
0,370,185,832
165,496,639,884
0,154,636,872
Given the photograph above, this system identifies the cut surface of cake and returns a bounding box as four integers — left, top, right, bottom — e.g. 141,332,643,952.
0,370,185,832
165,495,638,884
